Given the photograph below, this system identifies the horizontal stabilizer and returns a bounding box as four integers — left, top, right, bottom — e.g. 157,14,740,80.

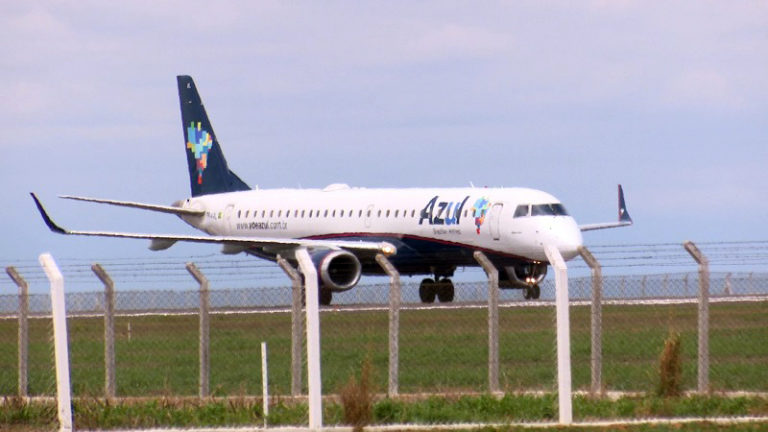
59,195,205,217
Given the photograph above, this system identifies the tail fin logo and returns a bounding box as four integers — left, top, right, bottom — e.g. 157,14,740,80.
186,121,213,185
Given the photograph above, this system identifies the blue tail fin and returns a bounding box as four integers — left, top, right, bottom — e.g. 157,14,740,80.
177,75,250,197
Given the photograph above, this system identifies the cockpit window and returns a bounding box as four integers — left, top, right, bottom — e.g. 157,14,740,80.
513,205,530,218
531,203,569,216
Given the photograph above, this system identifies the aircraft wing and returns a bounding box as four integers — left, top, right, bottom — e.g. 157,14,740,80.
31,193,396,255
59,195,205,217
579,184,633,232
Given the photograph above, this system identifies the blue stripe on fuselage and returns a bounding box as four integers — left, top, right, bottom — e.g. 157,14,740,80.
302,232,532,276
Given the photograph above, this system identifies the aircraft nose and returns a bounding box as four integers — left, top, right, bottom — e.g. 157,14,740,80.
556,225,583,260
540,218,583,260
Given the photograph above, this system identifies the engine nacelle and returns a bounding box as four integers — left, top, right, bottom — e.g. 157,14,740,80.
310,250,362,292
500,263,548,289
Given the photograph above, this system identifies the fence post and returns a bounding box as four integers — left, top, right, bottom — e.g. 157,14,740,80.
578,247,602,396
545,246,572,425
295,248,322,431
39,253,73,432
473,251,499,394
6,267,29,398
276,254,304,396
92,264,116,399
375,254,400,397
683,241,709,394
186,263,209,398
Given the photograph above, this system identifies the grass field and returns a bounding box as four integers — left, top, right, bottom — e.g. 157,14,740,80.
2,393,768,431
0,301,766,397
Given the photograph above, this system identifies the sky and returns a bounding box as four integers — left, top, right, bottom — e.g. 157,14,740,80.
2,1,767,291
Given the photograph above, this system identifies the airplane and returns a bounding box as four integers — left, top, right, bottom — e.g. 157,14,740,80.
32,75,632,305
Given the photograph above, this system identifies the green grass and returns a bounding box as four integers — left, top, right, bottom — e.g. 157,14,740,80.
0,301,765,397
2,394,768,431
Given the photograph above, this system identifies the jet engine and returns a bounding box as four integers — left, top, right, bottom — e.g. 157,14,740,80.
500,262,548,289
309,249,362,292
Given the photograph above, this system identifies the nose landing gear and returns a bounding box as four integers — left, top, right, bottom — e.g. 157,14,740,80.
523,284,541,300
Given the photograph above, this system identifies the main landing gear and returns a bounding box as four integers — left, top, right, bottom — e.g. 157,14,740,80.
419,278,455,303
319,287,333,306
301,287,334,306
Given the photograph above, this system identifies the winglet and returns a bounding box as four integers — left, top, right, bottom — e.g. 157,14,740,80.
578,184,633,232
618,184,632,224
30,193,68,234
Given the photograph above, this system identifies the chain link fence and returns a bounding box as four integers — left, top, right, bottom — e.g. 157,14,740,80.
1,268,766,398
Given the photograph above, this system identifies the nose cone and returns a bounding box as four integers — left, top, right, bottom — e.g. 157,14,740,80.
538,217,583,261
556,222,583,260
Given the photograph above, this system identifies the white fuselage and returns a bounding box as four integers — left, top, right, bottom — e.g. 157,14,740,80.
179,185,583,266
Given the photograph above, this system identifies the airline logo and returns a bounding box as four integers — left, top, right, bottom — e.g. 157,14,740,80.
419,195,469,226
471,197,490,234
186,122,213,185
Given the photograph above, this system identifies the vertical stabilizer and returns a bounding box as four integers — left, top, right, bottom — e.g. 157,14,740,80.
177,75,250,197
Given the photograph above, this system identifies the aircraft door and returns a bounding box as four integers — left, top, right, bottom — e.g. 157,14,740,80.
488,203,503,240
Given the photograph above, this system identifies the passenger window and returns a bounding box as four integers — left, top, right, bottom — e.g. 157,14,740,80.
395,210,399,217
324,210,328,217
513,205,529,218
309,210,313,218
386,210,390,217
301,210,305,218
270,210,274,217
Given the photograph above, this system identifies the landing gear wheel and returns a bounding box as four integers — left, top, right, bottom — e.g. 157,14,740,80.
523,285,541,300
319,288,333,306
436,278,455,303
419,278,436,303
